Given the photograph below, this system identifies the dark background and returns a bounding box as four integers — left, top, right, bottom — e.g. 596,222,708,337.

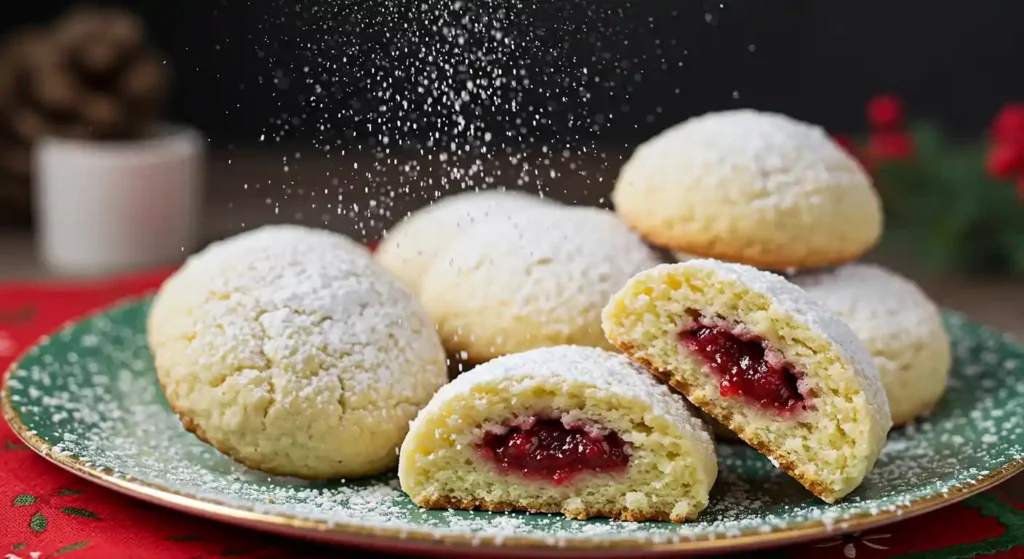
4,0,1022,149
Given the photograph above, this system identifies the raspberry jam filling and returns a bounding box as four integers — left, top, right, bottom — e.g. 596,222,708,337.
476,416,630,485
679,319,805,413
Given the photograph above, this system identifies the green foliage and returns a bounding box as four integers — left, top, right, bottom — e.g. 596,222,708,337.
59,507,100,519
872,122,1024,275
30,512,47,532
50,541,90,556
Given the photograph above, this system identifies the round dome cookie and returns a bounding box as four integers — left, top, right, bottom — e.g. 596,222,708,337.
612,109,883,269
399,345,718,522
147,224,448,480
602,259,892,503
374,190,556,294
419,205,663,364
793,264,951,426
146,224,373,351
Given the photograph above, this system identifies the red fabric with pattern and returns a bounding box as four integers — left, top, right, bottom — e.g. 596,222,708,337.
0,269,1022,559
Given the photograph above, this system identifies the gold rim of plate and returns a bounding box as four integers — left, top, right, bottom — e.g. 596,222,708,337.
2,297,1023,555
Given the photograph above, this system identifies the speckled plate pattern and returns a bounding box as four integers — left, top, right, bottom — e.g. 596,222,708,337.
3,297,1023,557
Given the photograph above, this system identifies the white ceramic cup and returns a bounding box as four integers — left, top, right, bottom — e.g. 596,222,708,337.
33,125,205,276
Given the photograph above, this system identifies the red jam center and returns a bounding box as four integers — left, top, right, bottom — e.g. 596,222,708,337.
477,418,630,485
679,324,804,413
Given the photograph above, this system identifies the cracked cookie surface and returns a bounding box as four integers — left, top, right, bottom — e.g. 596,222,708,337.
147,224,448,479
419,206,663,363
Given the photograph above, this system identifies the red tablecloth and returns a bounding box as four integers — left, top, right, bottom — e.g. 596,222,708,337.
1,269,1022,559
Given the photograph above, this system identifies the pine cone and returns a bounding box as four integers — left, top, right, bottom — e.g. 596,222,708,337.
15,6,170,141
0,6,171,226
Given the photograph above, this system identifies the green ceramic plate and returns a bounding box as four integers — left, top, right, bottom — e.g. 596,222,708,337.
3,297,1023,557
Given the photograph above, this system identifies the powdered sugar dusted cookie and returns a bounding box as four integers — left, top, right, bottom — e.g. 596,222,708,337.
419,205,663,364
375,190,555,294
794,264,951,426
612,110,882,269
602,259,892,503
398,345,717,522
148,224,447,479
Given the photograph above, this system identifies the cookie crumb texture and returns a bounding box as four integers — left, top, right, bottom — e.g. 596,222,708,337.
612,109,883,269
794,264,952,426
398,346,718,522
602,260,892,503
420,206,663,362
147,224,448,479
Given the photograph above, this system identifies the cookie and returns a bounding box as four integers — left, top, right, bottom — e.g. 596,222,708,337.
374,190,555,294
671,251,806,279
793,264,951,426
419,205,663,364
147,224,448,479
602,259,892,502
612,109,883,269
398,345,717,522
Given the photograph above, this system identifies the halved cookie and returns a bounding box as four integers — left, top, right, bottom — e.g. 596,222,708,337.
602,259,892,503
398,345,717,522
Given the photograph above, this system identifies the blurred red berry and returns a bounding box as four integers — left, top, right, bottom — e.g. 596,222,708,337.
866,94,905,130
832,134,857,154
986,142,1024,179
991,103,1024,144
832,134,875,173
868,131,914,161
